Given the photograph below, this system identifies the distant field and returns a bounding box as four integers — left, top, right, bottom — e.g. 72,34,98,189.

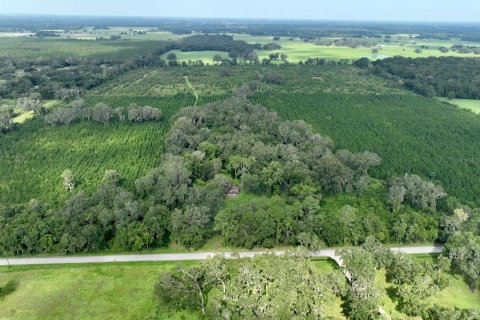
0,32,34,37
3,28,479,61
55,28,187,41
232,33,480,61
443,98,480,114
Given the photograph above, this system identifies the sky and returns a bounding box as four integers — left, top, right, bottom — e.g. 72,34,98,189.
1,0,479,22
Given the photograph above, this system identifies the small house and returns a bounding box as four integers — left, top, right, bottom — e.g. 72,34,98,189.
227,186,240,196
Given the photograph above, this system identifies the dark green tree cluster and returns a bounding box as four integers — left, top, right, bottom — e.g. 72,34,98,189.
0,155,230,254
0,104,15,133
177,34,260,61
166,97,379,197
371,57,480,99
156,253,340,319
339,247,381,320
44,100,162,126
439,202,480,291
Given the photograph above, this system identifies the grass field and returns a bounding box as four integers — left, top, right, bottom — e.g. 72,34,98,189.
232,33,480,61
442,98,480,114
0,256,476,319
0,262,202,320
3,28,479,61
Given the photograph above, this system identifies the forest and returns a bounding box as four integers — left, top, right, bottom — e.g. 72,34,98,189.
1,17,480,319
371,57,480,99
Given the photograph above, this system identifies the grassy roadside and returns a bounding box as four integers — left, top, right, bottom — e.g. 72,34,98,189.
0,261,202,320
0,259,341,320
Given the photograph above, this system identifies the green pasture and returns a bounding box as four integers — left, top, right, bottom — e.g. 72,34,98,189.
0,255,476,320
442,98,480,114
232,33,480,61
0,262,202,320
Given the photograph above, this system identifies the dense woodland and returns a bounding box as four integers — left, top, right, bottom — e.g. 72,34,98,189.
371,57,480,99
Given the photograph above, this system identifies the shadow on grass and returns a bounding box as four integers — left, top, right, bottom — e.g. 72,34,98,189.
0,280,19,299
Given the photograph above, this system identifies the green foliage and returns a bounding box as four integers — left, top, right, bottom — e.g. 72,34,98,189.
0,37,172,59
252,90,480,205
170,205,212,249
157,253,336,319
445,231,480,290
372,57,480,99
0,95,194,206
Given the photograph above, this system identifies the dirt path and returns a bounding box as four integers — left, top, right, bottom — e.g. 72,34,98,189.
184,75,199,106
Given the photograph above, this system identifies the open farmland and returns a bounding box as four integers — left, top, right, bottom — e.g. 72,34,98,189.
232,33,480,61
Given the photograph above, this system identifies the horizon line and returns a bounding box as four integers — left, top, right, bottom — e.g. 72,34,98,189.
1,13,479,25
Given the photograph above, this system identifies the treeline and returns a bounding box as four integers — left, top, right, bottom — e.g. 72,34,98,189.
0,97,469,256
370,56,480,99
0,41,175,99
0,97,45,133
177,34,259,59
44,99,162,126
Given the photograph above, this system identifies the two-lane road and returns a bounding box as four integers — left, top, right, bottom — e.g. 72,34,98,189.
0,246,443,266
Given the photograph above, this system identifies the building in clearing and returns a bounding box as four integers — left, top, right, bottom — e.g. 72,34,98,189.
227,186,240,196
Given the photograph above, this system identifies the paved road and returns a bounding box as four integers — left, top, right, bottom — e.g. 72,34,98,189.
0,246,443,266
